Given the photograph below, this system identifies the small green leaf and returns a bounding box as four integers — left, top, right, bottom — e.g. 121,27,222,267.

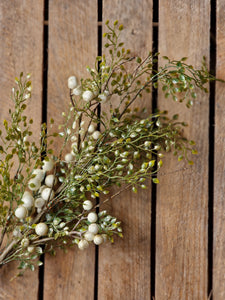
158,160,163,167
192,149,198,155
18,261,27,270
152,178,159,184
178,155,183,161
132,186,137,193
149,160,155,167
118,24,124,31
136,57,142,63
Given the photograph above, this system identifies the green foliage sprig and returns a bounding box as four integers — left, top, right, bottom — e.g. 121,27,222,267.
0,20,216,275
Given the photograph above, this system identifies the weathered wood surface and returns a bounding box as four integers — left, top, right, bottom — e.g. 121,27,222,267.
43,1,97,300
0,1,43,299
0,0,225,299
213,0,225,299
98,1,153,299
156,1,210,299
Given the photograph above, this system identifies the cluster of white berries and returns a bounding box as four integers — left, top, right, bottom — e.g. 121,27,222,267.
77,200,107,250
63,122,101,164
65,75,110,161
68,75,110,104
14,157,57,237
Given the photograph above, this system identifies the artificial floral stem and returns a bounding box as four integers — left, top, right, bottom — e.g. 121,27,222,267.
94,183,132,209
0,212,12,248
0,239,17,264
103,56,135,91
33,231,82,246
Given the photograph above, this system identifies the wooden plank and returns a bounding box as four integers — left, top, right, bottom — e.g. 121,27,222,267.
213,1,225,298
98,1,153,299
43,1,98,299
0,0,43,299
156,1,210,299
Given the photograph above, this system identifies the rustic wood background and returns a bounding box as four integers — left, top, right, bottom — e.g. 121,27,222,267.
0,0,224,299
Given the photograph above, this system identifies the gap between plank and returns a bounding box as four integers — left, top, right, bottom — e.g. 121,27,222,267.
151,0,159,299
94,2,103,300
208,0,216,298
38,0,49,299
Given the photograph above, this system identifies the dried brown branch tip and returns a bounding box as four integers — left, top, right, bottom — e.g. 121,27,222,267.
0,20,217,275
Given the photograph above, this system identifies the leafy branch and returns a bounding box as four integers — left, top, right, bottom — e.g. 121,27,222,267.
0,20,218,275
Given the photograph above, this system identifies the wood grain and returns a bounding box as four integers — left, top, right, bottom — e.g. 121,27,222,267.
98,1,153,299
156,1,210,299
0,1,43,299
213,1,225,298
43,1,98,299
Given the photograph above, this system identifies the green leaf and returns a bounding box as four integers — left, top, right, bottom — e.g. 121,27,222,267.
192,149,198,155
136,57,142,63
148,160,155,167
18,261,27,270
178,155,183,161
158,160,163,167
29,264,35,271
118,24,124,31
132,186,137,193
152,178,159,184
37,261,43,267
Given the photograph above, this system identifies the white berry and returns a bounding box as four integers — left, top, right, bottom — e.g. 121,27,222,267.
84,231,94,242
42,158,54,172
82,90,94,102
78,239,89,250
65,153,74,163
88,124,95,134
68,76,78,89
35,223,48,236
39,185,47,193
22,191,34,208
28,178,41,191
93,234,104,245
83,200,93,211
32,169,45,182
21,238,29,247
98,92,109,103
45,174,57,187
87,212,98,223
88,223,99,234
15,206,27,219
41,187,55,201
27,246,35,253
35,197,46,208
72,85,82,96
92,131,101,140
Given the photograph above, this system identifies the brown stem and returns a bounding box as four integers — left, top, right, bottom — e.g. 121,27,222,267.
0,212,12,248
0,239,17,264
94,183,132,208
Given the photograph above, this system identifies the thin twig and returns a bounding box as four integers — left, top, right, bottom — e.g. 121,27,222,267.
0,240,17,264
